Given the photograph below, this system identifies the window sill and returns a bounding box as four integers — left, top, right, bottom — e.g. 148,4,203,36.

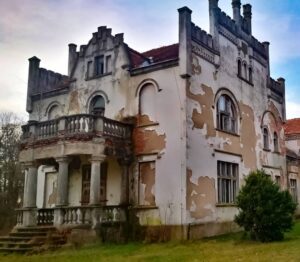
263,148,271,152
216,128,239,137
131,205,158,210
86,72,112,81
136,122,159,128
237,75,254,86
216,203,237,207
273,150,281,155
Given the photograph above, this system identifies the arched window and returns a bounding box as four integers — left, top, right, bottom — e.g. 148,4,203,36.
48,105,60,120
243,63,247,79
274,132,279,152
248,67,253,83
263,127,269,150
139,84,156,121
237,60,242,77
217,95,237,133
89,95,105,115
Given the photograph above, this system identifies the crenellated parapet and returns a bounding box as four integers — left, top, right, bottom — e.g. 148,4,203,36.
191,23,214,50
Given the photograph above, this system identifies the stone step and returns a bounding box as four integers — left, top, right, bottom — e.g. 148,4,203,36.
0,236,32,242
0,241,40,248
17,226,56,233
0,247,33,253
9,231,48,237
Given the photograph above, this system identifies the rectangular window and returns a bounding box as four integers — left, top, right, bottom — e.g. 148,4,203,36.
290,179,298,203
105,55,112,73
275,176,281,187
217,161,238,204
95,55,104,76
87,61,93,78
138,161,156,206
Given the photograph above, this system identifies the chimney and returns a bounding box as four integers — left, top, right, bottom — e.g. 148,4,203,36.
26,56,40,113
68,43,77,76
178,6,192,78
232,0,241,27
243,4,252,34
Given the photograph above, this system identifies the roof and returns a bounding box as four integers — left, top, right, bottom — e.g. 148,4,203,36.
284,118,300,135
128,43,179,69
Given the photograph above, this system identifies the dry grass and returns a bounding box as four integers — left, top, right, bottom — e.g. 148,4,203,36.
1,221,300,262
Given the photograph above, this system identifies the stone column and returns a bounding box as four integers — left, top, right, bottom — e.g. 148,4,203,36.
89,155,106,205
22,161,38,226
119,160,131,205
54,156,70,226
56,156,70,206
23,162,38,208
89,155,105,228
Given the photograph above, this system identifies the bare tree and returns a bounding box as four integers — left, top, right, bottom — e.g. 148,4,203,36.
0,112,23,233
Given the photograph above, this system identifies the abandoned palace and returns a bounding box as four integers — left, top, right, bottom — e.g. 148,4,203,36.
14,0,300,242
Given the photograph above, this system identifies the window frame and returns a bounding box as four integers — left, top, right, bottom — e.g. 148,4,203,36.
217,161,238,204
290,178,298,203
273,132,279,152
217,94,237,134
263,127,270,150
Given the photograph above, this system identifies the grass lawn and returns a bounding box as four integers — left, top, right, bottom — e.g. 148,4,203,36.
1,222,300,262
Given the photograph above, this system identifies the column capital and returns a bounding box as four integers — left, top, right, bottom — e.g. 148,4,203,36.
90,154,106,163
55,156,71,163
23,160,38,168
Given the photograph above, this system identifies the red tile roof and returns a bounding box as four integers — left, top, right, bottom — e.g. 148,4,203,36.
128,43,179,69
284,118,300,135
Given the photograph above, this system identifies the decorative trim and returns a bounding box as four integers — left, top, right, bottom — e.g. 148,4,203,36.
135,78,161,97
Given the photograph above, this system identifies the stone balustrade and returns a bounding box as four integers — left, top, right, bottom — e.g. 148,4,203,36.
16,206,127,227
21,114,132,143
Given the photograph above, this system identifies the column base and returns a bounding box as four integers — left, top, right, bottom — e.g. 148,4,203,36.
22,209,37,227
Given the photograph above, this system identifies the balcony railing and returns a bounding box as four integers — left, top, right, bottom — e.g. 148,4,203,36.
21,114,132,143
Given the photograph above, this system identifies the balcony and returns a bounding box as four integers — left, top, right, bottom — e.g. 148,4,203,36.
20,114,133,161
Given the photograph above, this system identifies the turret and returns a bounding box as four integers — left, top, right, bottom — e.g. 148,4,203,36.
208,0,220,50
232,0,241,27
243,4,252,34
26,56,40,113
68,43,77,77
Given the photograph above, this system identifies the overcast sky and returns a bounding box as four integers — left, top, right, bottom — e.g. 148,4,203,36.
0,0,299,120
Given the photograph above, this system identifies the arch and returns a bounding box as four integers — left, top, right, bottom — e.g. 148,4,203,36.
214,88,241,119
45,101,62,120
86,90,109,113
135,78,161,97
215,89,239,134
139,83,157,122
89,95,105,115
260,110,278,128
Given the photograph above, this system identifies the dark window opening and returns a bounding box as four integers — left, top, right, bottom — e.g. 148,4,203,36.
95,56,104,76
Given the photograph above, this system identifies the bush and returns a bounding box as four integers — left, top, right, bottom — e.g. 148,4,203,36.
234,170,297,242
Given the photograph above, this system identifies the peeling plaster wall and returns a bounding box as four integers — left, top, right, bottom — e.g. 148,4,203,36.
186,32,286,225
68,168,82,206
106,158,121,205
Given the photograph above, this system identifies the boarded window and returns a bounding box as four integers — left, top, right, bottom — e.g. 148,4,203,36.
89,95,105,116
139,84,156,122
217,161,238,204
290,179,297,203
138,161,155,206
81,163,107,205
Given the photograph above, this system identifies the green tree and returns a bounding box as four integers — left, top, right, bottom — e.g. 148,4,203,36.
235,169,297,242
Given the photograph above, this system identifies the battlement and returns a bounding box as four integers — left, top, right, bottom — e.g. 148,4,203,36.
191,23,214,50
269,77,284,97
218,9,238,35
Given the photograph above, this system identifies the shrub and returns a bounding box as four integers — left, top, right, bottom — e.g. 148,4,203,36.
235,170,297,242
